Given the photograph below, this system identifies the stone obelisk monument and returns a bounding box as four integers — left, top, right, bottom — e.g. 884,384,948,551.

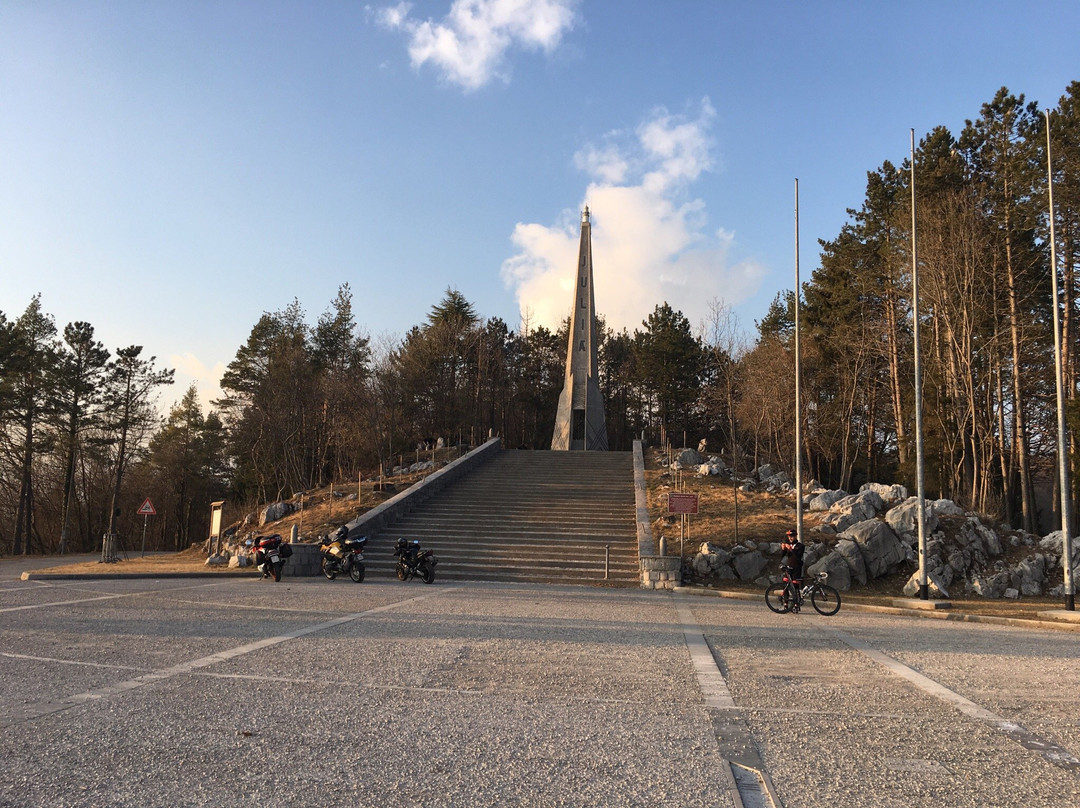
551,207,608,451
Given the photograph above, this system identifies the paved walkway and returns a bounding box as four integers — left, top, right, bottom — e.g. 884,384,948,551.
1,575,1078,807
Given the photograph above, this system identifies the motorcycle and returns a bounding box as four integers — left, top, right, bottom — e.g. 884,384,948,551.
247,534,291,582
318,526,367,583
393,538,437,584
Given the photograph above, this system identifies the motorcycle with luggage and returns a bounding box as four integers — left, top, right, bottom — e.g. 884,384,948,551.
393,538,437,584
247,534,291,582
318,526,367,583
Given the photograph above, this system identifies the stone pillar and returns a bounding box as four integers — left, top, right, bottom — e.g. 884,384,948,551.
640,555,682,590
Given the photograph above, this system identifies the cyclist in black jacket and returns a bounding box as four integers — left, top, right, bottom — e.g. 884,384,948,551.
781,528,805,583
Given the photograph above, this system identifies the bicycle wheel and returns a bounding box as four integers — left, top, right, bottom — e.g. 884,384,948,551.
765,582,792,614
811,584,841,615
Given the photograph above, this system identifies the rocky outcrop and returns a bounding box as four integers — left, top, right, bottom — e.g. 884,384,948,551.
732,550,768,581
696,457,726,476
840,519,906,578
884,497,940,538
809,489,846,512
685,470,1077,600
671,448,703,470
691,542,766,582
260,501,295,526
859,482,908,505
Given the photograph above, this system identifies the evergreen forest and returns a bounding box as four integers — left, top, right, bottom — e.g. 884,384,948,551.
4,83,1080,555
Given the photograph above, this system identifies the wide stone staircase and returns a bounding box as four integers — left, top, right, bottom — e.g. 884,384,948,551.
363,449,639,584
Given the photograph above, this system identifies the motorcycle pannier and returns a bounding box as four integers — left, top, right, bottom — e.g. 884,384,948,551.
279,542,294,559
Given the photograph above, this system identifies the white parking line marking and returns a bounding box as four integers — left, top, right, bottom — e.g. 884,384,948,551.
198,671,483,696
824,626,1080,771
1,580,233,613
0,652,142,672
1,592,137,613
0,589,453,729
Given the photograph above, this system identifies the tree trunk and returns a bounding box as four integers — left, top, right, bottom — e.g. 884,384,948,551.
1003,222,1036,532
13,410,34,555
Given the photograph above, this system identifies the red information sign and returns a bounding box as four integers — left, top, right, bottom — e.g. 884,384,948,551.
667,492,699,515
137,498,157,516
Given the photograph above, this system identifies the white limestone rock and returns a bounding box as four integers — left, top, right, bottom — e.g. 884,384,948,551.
838,519,906,579
859,482,908,504
806,551,853,591
902,569,950,598
809,489,847,512
885,497,940,537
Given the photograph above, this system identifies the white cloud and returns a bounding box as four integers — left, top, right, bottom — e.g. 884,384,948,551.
501,98,766,335
377,0,578,90
169,353,226,415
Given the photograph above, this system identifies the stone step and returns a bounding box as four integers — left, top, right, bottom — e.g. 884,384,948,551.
362,542,636,560
366,448,639,586
360,559,638,583
384,516,634,531
371,534,634,550
362,548,630,566
398,503,633,517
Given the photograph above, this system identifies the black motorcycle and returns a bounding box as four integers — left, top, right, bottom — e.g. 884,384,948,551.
247,534,291,582
318,527,367,583
393,538,437,584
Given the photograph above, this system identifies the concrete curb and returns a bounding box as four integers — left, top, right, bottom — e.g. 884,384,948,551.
674,585,1080,632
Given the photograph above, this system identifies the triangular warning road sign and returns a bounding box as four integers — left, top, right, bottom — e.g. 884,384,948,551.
137,498,157,516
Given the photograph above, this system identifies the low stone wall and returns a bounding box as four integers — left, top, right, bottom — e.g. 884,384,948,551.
634,440,681,590
284,542,322,577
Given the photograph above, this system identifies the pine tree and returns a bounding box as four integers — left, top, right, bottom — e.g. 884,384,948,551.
54,322,110,553
634,303,703,442
103,346,174,543
960,87,1045,531
8,296,58,555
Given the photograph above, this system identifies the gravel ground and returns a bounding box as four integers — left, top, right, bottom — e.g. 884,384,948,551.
2,575,1079,807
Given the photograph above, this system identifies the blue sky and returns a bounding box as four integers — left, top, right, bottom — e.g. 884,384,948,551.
3,0,1078,412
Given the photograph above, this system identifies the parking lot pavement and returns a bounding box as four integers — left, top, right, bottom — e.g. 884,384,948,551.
684,596,1080,808
0,553,102,583
1,578,737,808
2,576,1078,808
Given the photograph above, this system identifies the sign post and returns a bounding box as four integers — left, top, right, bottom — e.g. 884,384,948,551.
137,498,157,556
667,492,699,560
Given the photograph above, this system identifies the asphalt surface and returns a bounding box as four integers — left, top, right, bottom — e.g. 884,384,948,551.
2,564,1078,807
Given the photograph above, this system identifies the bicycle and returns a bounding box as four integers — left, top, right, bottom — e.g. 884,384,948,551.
765,565,841,616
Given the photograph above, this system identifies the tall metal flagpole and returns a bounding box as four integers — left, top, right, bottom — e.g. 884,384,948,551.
1046,109,1075,611
911,129,929,600
794,179,803,541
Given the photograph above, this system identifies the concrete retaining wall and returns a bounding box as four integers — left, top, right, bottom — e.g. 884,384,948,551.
634,440,681,590
341,436,502,538
283,437,502,576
